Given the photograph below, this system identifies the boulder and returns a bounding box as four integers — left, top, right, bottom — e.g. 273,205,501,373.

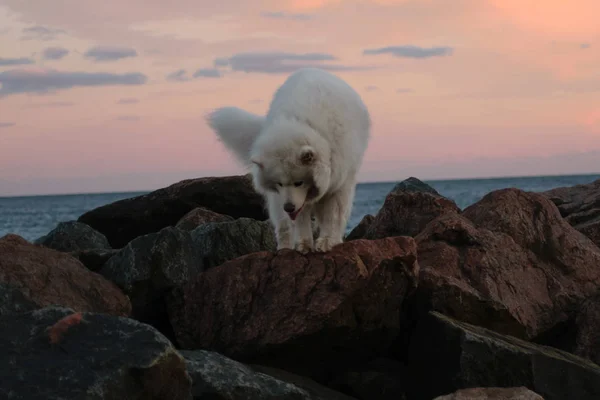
412,189,600,340
70,248,120,272
433,387,544,400
542,178,600,247
357,177,459,240
573,292,600,365
0,307,192,400
407,312,600,400
0,234,131,317
34,220,111,252
0,283,37,316
167,237,419,379
345,214,374,241
78,174,267,248
176,207,234,231
190,218,277,270
99,227,202,336
181,350,355,400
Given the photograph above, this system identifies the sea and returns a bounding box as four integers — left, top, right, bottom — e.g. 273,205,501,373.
1,174,599,243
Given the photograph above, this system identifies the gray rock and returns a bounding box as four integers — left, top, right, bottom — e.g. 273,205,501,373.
191,218,276,270
0,306,192,400
433,387,544,400
70,248,120,272
176,207,234,231
99,226,202,335
35,220,111,252
407,312,600,400
392,176,440,195
181,350,341,400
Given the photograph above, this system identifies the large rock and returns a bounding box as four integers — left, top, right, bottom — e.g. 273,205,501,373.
190,218,277,270
0,307,192,400
412,189,600,341
573,292,600,365
99,227,202,336
0,234,131,317
181,350,355,400
176,207,234,231
78,174,267,248
542,178,600,247
356,177,459,241
345,214,374,241
34,220,111,252
433,387,544,400
407,312,600,400
0,283,37,316
168,237,419,378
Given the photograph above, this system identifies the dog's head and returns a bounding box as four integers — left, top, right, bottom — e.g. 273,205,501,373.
249,121,331,220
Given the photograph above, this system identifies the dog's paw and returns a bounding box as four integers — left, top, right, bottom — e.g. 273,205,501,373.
295,239,313,254
314,237,341,252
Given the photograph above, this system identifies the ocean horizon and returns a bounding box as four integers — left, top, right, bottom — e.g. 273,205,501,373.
1,172,599,243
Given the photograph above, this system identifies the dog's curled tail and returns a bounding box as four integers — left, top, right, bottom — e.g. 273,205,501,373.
205,107,265,165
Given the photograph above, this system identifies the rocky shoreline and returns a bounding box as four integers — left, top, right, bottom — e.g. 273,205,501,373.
1,174,599,399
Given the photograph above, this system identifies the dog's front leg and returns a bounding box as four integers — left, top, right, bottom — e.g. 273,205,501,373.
266,193,293,250
293,207,314,254
314,184,354,252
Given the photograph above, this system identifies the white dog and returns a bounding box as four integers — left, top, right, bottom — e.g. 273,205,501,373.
206,67,370,253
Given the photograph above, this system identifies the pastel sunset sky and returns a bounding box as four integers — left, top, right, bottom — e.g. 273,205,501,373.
0,0,599,196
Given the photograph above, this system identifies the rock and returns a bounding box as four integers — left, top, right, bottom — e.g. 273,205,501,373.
78,174,267,248
407,312,600,400
392,176,440,196
345,214,374,241
573,292,600,365
34,220,111,252
412,189,600,340
0,306,192,400
0,234,131,317
176,207,234,231
190,218,277,270
99,227,202,337
0,283,37,316
70,248,120,272
542,178,600,247
360,179,459,241
167,237,419,379
433,387,544,400
328,357,408,400
181,350,355,400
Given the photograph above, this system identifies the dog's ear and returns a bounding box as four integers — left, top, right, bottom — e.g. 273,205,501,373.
250,158,264,169
299,146,316,165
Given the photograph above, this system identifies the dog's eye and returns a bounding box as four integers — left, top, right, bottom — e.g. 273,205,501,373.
293,181,303,187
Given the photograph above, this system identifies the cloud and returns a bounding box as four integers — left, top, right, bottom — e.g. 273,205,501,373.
214,51,367,74
363,45,453,58
365,85,378,91
21,25,67,41
0,57,34,66
0,69,147,96
396,88,414,93
84,46,138,62
0,122,15,128
581,43,591,49
116,115,140,121
260,11,313,20
117,97,139,104
23,101,75,108
166,69,190,82
42,47,69,60
193,68,222,78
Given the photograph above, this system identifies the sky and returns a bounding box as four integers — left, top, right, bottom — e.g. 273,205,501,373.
0,0,599,196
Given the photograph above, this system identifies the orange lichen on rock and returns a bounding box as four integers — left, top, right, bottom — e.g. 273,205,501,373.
48,312,83,344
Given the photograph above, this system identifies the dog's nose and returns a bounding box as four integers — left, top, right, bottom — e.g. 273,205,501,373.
283,202,295,213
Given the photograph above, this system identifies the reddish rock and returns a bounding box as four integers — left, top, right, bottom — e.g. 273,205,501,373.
362,187,459,241
78,174,267,248
542,178,600,248
413,188,600,340
175,207,234,231
573,292,600,365
167,237,419,377
433,387,544,400
0,234,131,317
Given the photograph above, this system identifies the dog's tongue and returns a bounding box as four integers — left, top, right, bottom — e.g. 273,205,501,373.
288,205,303,220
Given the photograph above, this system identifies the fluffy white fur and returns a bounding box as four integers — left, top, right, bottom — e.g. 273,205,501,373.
206,67,371,253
